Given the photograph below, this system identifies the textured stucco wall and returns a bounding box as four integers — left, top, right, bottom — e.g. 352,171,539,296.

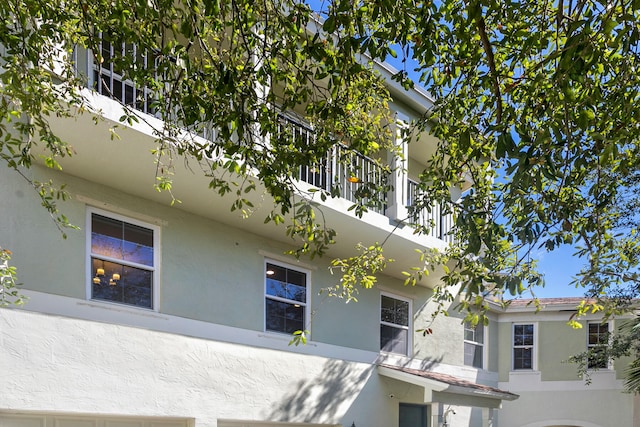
1,166,86,299
413,299,463,367
497,321,512,381
2,165,437,354
487,316,500,373
1,164,480,359
498,388,636,427
538,320,584,381
614,320,635,381
0,308,383,427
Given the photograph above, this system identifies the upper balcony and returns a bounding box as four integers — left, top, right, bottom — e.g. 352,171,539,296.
277,114,457,244
50,39,465,284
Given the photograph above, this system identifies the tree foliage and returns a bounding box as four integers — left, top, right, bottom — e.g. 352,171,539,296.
1,0,640,388
0,247,24,307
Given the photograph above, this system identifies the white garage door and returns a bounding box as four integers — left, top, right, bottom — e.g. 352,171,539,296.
0,413,191,427
218,421,339,427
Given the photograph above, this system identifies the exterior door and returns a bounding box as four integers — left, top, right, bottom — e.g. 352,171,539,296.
399,403,429,427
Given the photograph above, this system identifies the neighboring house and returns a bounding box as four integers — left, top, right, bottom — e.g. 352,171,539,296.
495,298,640,427
0,41,637,427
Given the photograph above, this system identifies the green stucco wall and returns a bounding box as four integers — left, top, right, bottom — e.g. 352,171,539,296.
487,317,500,373
1,164,447,356
538,320,584,381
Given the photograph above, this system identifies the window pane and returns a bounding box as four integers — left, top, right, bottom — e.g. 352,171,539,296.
136,94,146,112
380,324,408,354
136,46,146,70
146,93,155,114
476,323,484,343
589,323,608,345
125,43,135,66
125,83,134,106
93,69,100,91
98,72,110,96
92,214,123,257
514,324,533,346
112,42,124,76
514,347,533,369
122,264,153,308
266,276,287,299
101,39,111,68
112,78,122,102
464,342,483,369
265,298,304,334
91,258,152,309
287,269,306,287
123,222,154,266
265,263,306,303
465,323,483,344
92,214,154,266
381,295,409,326
464,326,475,342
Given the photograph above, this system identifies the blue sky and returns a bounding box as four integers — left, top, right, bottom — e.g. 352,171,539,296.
524,245,587,298
380,49,588,300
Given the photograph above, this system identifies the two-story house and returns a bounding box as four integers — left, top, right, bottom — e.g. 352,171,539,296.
495,298,639,427
1,26,638,427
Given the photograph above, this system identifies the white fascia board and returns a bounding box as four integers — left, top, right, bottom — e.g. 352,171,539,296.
444,384,518,402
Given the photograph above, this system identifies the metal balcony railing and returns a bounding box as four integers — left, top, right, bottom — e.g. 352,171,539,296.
81,40,219,142
90,39,156,115
276,115,331,191
79,46,455,242
407,179,455,243
277,115,388,214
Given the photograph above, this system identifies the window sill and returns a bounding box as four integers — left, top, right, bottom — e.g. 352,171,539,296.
78,299,164,318
509,369,540,375
380,350,410,356
378,350,412,364
586,367,615,373
258,331,318,347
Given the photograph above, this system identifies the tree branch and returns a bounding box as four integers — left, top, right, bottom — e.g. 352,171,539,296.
474,12,503,124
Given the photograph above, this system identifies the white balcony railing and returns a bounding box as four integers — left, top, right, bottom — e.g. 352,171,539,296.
277,115,387,214
407,178,455,243
90,39,156,115
78,47,456,243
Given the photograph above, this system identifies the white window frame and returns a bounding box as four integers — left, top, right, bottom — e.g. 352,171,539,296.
587,321,612,370
512,322,537,371
380,291,412,356
464,322,485,369
264,258,311,336
86,206,160,311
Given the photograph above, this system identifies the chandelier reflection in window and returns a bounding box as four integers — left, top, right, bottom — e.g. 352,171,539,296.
92,263,121,286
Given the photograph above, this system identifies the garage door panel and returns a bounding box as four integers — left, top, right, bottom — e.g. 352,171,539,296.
55,418,97,427
1,415,188,427
0,415,46,427
105,420,144,427
147,421,190,427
